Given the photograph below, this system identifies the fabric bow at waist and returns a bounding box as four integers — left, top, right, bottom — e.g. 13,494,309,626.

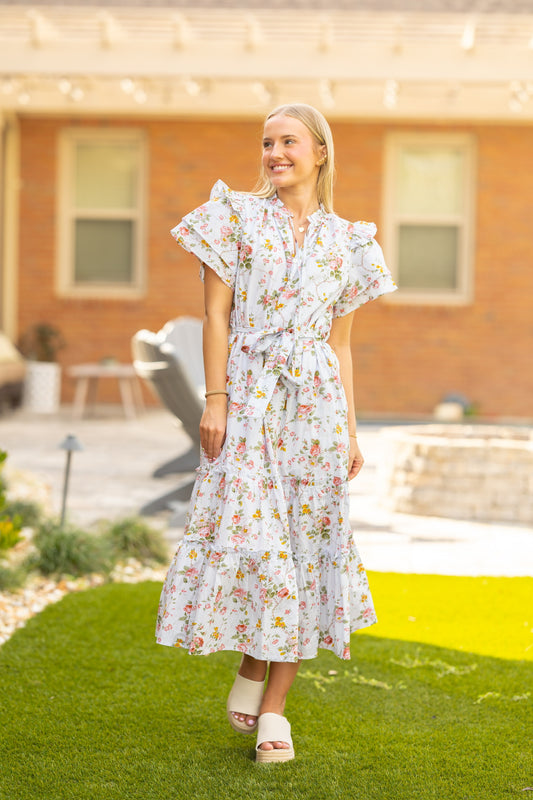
234,326,326,418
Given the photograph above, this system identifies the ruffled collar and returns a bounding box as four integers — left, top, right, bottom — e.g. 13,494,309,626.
270,193,327,224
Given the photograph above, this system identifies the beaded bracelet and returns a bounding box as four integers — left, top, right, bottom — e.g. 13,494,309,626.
349,434,358,439
205,390,229,398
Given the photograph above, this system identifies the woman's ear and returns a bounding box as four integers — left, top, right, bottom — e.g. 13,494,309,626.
316,146,328,166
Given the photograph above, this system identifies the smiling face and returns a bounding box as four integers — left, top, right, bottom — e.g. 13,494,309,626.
262,114,326,195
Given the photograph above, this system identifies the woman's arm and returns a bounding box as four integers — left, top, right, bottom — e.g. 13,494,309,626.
327,311,364,480
201,266,234,461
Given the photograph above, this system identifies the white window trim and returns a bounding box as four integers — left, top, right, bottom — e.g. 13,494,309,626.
56,128,147,299
382,132,476,306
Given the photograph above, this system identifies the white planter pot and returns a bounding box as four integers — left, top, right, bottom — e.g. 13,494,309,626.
23,361,61,414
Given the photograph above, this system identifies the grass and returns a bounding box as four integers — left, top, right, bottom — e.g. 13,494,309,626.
0,574,531,800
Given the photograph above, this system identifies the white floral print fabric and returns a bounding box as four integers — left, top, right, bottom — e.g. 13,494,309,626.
156,180,397,662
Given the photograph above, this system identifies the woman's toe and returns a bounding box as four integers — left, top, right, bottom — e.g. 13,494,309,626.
258,741,274,751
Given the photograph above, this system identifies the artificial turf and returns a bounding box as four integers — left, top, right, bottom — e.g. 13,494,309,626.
0,574,531,800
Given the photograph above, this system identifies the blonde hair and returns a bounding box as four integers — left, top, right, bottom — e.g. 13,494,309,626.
252,103,335,213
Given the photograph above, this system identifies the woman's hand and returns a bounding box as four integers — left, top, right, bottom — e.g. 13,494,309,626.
348,437,364,480
200,395,228,461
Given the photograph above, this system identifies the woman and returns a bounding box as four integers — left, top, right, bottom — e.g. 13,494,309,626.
156,103,397,762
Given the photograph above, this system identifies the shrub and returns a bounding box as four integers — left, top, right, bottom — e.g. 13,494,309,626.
102,517,168,565
2,499,43,529
0,563,28,592
30,521,115,578
0,451,23,553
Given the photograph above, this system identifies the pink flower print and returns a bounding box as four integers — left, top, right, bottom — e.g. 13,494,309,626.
236,624,247,633
233,587,247,599
333,476,343,487
343,647,351,659
363,607,374,619
237,642,248,652
183,604,193,614
335,606,344,618
323,635,333,645
230,533,245,546
236,442,246,454
297,404,313,418
313,373,321,387
232,513,241,525
310,443,321,457
277,587,290,599
220,224,233,237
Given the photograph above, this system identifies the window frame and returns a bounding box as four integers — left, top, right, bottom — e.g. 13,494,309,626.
382,132,476,306
56,127,147,299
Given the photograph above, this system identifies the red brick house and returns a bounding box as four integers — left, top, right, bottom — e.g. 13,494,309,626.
1,0,532,418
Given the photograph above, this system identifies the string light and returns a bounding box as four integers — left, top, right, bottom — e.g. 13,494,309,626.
383,79,399,109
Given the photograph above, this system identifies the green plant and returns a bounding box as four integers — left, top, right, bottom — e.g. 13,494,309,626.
18,322,66,362
0,451,23,554
0,562,28,591
2,499,44,529
102,517,168,564
29,520,115,578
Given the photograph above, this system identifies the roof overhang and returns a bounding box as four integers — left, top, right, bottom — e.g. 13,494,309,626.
1,6,533,120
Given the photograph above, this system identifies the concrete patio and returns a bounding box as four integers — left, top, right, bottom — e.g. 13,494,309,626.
1,406,532,577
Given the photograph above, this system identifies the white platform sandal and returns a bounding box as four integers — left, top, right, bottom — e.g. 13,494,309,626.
255,713,295,763
226,673,265,734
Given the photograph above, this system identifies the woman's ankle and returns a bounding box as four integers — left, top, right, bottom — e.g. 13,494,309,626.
238,655,268,682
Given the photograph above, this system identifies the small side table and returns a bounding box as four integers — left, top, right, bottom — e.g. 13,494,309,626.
68,363,145,419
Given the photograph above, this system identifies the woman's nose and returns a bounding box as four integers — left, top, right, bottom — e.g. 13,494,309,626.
270,141,283,158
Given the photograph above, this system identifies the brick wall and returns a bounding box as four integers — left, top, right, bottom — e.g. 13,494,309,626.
17,116,533,418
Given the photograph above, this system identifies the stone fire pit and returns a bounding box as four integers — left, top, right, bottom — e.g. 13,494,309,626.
378,425,533,524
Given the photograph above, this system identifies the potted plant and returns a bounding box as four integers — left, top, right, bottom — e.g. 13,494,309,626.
19,323,66,414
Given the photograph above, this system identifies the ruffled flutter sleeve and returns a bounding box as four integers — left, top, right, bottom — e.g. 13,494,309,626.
170,180,243,290
332,221,397,317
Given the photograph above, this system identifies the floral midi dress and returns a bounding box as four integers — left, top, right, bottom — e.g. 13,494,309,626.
156,180,396,662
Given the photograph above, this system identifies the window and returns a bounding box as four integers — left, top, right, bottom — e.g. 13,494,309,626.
57,129,146,298
383,133,476,304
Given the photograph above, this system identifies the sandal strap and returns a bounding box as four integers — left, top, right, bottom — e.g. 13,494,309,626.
256,713,292,750
227,674,265,716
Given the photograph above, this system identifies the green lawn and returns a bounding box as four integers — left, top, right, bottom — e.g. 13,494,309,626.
0,574,531,800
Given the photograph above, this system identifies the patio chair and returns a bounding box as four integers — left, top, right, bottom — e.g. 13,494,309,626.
131,317,204,516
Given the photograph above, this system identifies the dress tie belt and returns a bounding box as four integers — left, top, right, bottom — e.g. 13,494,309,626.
233,326,326,419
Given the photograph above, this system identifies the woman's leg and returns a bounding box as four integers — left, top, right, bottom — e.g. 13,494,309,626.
258,660,302,751
230,655,269,728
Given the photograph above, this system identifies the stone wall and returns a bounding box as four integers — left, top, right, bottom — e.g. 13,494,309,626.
378,425,533,524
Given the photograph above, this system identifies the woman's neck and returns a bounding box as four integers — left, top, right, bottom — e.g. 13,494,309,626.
276,185,320,221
